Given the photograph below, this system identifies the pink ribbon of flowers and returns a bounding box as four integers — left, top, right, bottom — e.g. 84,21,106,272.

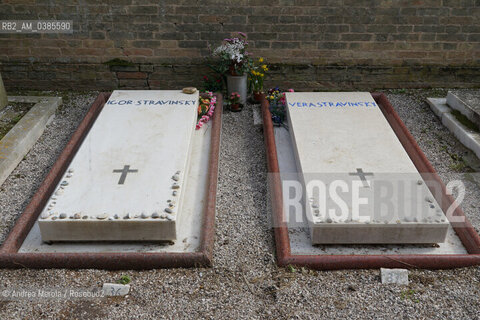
196,92,217,130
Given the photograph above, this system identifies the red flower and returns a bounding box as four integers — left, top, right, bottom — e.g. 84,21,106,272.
203,76,208,81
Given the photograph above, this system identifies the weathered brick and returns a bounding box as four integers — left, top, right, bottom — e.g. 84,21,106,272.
109,65,139,72
116,71,147,79
0,1,477,90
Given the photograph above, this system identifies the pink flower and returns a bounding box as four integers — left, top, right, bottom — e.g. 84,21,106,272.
288,89,294,92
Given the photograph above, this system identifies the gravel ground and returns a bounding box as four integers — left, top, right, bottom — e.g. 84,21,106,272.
0,89,479,319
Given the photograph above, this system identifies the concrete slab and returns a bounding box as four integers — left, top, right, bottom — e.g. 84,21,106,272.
285,92,449,244
274,126,467,255
447,90,480,129
0,96,61,186
19,119,212,253
38,90,198,242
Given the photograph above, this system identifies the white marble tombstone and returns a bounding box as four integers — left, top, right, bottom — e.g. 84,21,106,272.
286,92,449,244
38,90,198,241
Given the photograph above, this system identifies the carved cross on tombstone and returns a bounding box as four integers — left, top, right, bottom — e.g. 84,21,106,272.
349,168,373,188
113,165,138,185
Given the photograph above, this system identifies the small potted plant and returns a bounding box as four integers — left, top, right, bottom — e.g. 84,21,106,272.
250,57,268,102
227,91,243,112
212,32,251,105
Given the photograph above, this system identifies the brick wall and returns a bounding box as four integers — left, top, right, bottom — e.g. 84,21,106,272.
0,0,479,90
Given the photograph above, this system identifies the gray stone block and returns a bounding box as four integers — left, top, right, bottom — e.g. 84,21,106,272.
0,96,61,186
102,283,130,296
381,268,409,285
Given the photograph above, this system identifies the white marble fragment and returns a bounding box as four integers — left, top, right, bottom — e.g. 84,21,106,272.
102,283,130,296
381,268,409,285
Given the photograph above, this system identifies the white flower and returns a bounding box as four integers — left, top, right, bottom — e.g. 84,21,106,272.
213,38,246,63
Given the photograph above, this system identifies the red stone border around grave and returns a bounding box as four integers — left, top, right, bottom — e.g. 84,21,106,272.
0,92,222,270
262,92,480,270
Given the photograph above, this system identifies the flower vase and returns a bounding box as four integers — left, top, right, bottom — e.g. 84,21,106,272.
253,91,264,102
227,74,247,105
230,103,243,112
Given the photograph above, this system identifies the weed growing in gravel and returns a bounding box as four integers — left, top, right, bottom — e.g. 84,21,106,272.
287,265,296,273
449,161,467,172
400,289,419,303
118,275,131,285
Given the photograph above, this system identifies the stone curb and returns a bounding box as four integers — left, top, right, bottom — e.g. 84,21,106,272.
427,97,480,159
0,96,61,186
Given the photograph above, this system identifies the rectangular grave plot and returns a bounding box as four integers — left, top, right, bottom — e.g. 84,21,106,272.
286,92,449,244
262,93,480,270
38,90,199,242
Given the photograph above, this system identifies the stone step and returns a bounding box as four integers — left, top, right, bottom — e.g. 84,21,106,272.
427,96,480,160
446,90,480,129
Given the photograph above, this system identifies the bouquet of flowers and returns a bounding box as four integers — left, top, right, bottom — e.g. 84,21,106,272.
250,57,268,93
212,32,252,76
266,87,294,124
196,91,217,130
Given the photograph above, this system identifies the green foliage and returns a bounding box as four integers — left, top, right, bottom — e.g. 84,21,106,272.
449,161,467,172
202,75,223,93
400,289,419,303
118,275,131,285
287,265,296,273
